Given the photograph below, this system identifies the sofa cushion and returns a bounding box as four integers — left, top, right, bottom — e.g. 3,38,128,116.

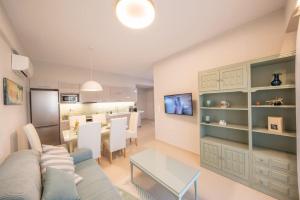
42,168,80,200
0,150,41,200
75,159,122,200
71,148,93,165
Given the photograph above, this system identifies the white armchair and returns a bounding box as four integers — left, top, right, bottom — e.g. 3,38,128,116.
103,117,127,163
126,112,139,146
77,123,101,163
69,115,86,130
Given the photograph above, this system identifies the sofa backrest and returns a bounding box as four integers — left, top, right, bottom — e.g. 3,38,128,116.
0,150,41,200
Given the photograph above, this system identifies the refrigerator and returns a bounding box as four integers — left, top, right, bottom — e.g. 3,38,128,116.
30,89,61,145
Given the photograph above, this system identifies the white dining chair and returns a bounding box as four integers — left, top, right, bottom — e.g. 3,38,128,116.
23,123,43,153
77,122,101,163
92,113,107,124
69,115,86,130
103,117,127,163
126,112,139,146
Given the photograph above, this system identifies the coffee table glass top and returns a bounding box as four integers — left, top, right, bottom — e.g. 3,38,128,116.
130,149,200,196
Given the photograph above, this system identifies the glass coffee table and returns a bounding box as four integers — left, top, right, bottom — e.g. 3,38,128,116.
130,149,200,200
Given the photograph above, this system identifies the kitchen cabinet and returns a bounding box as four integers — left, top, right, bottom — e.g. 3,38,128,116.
30,79,59,89
110,87,137,102
80,86,136,103
59,82,80,94
80,91,101,103
55,80,137,103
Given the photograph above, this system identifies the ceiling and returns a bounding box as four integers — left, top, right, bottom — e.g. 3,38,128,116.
1,0,286,80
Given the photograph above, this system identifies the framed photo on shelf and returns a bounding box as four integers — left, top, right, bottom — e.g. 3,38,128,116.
268,116,283,133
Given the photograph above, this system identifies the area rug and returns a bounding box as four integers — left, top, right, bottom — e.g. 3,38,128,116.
116,174,196,200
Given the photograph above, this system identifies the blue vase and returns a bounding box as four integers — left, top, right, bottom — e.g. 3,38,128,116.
271,73,282,86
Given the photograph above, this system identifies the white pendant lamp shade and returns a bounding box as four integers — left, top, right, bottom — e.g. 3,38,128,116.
116,0,155,29
81,80,103,92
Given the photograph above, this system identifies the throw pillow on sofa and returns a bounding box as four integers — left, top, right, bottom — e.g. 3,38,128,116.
42,144,69,156
41,145,83,184
42,168,80,200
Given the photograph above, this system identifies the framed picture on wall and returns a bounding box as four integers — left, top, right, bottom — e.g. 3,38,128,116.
3,78,23,105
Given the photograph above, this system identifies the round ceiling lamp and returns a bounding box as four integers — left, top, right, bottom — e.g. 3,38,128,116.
116,0,155,29
81,80,103,92
81,47,103,92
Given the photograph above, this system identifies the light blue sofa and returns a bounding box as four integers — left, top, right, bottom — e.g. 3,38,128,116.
0,149,122,200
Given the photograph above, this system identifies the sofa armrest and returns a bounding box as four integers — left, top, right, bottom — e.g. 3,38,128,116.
71,148,93,164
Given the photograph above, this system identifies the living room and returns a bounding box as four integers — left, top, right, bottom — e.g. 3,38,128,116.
0,0,299,200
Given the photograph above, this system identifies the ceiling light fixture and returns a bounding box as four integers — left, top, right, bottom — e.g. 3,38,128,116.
116,0,155,29
81,48,103,92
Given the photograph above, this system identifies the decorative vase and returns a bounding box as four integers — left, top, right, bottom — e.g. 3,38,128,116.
271,73,282,86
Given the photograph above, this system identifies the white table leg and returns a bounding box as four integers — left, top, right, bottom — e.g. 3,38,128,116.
194,179,198,200
130,162,133,183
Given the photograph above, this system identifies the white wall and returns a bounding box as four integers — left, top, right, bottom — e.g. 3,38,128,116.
30,61,153,89
146,89,154,120
0,4,28,163
137,88,154,120
153,9,297,154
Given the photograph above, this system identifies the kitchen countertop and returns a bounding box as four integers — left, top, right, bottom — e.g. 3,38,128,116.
61,110,144,122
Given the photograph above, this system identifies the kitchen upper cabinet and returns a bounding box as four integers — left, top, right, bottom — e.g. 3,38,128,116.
219,65,247,90
56,81,137,103
59,82,80,94
80,86,137,103
198,70,219,92
199,65,248,92
99,85,111,102
80,91,101,103
30,79,59,89
110,87,137,102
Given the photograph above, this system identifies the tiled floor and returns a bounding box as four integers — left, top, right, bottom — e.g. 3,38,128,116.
100,120,274,200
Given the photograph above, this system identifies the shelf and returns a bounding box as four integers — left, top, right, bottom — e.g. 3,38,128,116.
199,89,248,95
251,84,295,92
201,122,249,131
252,127,296,138
200,107,248,111
253,146,296,159
202,136,248,150
251,105,296,108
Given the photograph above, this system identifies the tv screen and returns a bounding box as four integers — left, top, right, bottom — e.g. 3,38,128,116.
164,93,193,116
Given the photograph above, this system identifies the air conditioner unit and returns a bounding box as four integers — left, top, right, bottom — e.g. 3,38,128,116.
11,53,34,78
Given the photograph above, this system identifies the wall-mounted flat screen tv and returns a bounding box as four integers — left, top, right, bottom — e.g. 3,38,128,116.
164,93,193,116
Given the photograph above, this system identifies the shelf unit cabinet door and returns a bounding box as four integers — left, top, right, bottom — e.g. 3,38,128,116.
199,70,220,92
221,145,249,180
219,66,247,90
201,140,222,170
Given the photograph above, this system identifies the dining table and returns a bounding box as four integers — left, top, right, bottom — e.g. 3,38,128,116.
62,124,111,152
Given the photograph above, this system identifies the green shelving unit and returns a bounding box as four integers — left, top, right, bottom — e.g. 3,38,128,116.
198,52,298,200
